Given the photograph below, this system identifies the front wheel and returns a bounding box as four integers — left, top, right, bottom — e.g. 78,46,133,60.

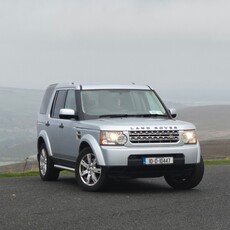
164,156,204,190
38,143,60,181
75,147,107,191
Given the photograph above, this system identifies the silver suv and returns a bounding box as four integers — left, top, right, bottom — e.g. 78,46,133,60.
37,83,204,191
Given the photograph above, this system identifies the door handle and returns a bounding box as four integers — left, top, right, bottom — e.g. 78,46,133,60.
45,121,50,127
59,123,64,128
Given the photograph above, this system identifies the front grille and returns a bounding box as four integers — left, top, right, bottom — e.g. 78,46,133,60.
129,130,179,143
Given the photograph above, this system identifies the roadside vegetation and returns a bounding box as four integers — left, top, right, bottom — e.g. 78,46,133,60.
0,171,39,178
205,158,230,165
0,170,73,178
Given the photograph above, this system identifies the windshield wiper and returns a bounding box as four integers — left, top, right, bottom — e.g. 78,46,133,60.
99,114,130,118
134,114,167,117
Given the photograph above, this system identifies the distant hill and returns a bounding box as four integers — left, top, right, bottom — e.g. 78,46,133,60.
0,87,43,163
0,87,229,164
177,105,230,140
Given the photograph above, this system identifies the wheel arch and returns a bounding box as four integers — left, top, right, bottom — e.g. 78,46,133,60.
79,134,105,166
37,130,53,157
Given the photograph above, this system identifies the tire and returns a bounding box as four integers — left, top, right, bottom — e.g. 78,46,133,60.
75,147,107,192
164,156,204,190
38,143,60,181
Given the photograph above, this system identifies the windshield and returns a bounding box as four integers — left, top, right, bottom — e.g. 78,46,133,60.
81,89,167,118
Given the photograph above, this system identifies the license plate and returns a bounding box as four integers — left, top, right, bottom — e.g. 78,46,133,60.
143,157,173,165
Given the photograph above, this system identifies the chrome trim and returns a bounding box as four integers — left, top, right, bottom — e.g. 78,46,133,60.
54,164,75,172
129,130,179,143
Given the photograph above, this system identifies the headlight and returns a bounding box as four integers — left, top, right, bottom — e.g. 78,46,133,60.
100,131,127,145
182,130,197,144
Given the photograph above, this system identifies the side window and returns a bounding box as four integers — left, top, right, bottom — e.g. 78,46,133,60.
64,90,77,111
51,90,67,118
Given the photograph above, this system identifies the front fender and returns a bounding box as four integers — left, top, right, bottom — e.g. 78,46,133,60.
37,130,53,157
80,134,105,166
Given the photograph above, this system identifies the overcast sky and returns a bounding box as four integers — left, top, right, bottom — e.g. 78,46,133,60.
0,0,229,103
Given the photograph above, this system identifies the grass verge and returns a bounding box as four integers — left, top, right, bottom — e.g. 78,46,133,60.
204,159,230,165
0,171,39,178
0,170,72,178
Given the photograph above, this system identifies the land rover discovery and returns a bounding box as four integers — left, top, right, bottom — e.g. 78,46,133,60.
37,83,204,191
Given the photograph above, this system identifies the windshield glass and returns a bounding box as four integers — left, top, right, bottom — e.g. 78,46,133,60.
81,89,167,118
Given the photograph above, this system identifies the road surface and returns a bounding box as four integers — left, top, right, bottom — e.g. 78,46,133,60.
0,165,230,230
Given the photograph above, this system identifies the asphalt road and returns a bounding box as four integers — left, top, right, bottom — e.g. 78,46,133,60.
0,165,230,230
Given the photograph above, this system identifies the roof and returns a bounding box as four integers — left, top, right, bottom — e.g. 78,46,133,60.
54,83,151,90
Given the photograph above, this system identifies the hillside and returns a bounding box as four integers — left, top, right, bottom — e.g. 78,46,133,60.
0,87,229,164
177,105,230,140
0,87,43,163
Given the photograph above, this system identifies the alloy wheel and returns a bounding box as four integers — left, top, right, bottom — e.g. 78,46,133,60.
79,153,102,186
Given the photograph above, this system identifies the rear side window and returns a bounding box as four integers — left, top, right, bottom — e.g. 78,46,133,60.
40,84,57,114
51,90,67,118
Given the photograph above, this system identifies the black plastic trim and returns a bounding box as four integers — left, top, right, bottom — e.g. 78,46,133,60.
52,157,76,169
104,163,196,178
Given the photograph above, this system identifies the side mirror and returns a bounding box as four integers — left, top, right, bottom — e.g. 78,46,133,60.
59,108,76,119
169,108,177,118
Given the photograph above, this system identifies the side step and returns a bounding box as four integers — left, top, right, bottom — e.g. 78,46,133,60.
54,164,75,172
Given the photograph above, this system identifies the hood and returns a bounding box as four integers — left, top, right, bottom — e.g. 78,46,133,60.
78,117,196,131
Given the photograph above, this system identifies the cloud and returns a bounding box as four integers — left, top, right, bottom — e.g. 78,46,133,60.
1,0,230,41
44,0,230,40
0,0,229,95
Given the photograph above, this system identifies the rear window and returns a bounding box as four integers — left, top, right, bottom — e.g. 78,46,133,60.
40,84,57,114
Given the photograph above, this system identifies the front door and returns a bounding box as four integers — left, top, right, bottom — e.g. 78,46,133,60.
59,90,80,162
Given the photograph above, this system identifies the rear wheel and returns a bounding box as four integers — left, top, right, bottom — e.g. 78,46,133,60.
164,156,204,189
38,143,59,181
75,147,107,191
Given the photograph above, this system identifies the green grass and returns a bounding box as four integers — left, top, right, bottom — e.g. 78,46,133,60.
204,159,230,165
0,171,39,178
0,170,73,178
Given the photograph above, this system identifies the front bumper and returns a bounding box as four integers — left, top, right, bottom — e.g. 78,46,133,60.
100,143,200,166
